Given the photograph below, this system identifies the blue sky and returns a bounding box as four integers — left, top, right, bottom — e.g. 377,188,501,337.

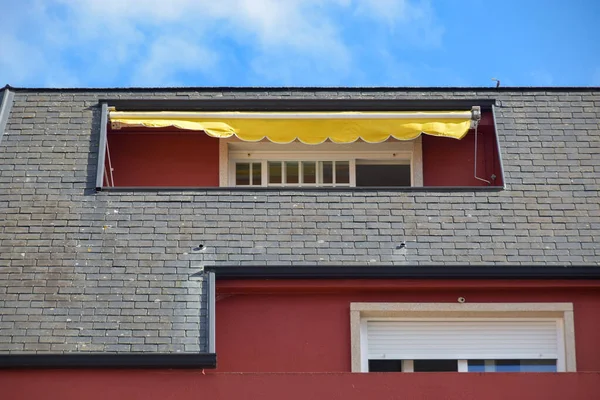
1,0,599,87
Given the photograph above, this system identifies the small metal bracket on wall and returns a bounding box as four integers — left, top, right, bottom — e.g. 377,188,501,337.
470,105,481,129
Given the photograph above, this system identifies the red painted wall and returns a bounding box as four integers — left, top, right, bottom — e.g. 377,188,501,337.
2,370,600,400
3,279,599,399
105,129,219,187
423,112,503,186
215,281,600,373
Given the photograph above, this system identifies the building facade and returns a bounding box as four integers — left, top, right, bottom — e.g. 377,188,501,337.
0,86,599,399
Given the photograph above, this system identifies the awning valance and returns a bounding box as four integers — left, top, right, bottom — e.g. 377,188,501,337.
108,109,479,144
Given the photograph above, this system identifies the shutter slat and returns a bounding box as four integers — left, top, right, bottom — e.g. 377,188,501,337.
367,320,558,360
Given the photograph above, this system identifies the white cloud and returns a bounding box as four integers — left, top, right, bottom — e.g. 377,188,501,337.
356,0,413,24
0,33,46,84
0,0,444,86
0,3,80,87
132,37,219,86
354,0,444,47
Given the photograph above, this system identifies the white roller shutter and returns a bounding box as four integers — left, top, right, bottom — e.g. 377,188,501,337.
367,319,559,360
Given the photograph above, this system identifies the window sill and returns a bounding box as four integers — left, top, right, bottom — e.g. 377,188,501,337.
96,186,506,192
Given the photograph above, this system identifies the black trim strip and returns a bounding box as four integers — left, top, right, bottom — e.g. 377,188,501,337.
491,104,507,190
207,272,216,353
0,353,216,370
5,84,600,92
97,186,504,192
0,88,15,145
95,103,108,190
103,99,497,112
202,266,600,280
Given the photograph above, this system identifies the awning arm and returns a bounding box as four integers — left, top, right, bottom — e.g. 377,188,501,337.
107,107,481,143
470,106,481,129
109,108,481,122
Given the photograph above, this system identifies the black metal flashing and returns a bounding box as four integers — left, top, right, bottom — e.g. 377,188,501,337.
207,272,216,354
95,103,109,190
0,88,15,145
202,265,600,280
4,84,600,92
491,104,507,190
104,98,497,112
97,185,504,192
0,353,216,370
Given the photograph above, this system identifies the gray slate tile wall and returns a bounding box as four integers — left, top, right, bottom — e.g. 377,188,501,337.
0,88,598,353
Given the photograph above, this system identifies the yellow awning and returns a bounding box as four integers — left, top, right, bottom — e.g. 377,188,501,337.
109,111,475,144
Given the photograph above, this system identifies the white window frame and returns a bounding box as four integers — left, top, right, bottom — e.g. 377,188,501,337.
350,302,576,373
219,137,423,187
232,159,354,187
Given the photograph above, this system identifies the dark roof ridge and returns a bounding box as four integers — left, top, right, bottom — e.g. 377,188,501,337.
4,84,600,92
202,265,600,280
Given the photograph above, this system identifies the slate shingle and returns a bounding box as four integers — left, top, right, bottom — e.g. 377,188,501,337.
0,88,599,353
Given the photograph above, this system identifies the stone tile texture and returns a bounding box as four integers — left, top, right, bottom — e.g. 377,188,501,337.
0,88,599,353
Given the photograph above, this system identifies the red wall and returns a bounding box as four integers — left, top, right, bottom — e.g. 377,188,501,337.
105,129,220,187
3,279,599,399
215,281,600,373
2,370,599,400
423,112,503,186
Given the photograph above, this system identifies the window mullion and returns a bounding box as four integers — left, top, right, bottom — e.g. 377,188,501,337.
316,161,322,186
402,360,414,373
332,161,337,186
457,360,468,372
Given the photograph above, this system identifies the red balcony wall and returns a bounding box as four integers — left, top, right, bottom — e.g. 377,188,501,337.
423,112,503,186
2,370,599,400
104,129,219,187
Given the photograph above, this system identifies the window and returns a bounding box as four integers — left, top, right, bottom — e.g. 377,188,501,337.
368,359,557,373
224,138,422,187
234,160,350,187
350,303,576,373
98,102,504,189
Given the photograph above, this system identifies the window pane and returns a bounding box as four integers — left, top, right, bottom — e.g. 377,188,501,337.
322,161,333,184
495,359,557,373
302,161,316,184
336,161,349,184
356,163,411,187
467,359,557,373
235,163,250,185
467,360,486,372
369,360,402,372
268,161,282,184
519,360,557,372
286,161,299,184
413,360,458,372
252,162,262,186
494,360,522,372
